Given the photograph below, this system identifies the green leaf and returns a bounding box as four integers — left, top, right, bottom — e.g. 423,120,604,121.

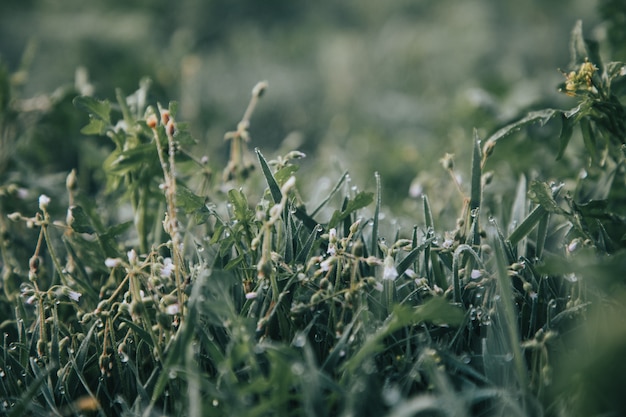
483,109,559,150
556,113,575,160
580,117,598,163
343,297,464,373
68,205,96,234
177,184,211,224
528,181,565,214
79,118,108,135
328,191,374,229
73,95,111,124
274,164,299,186
228,188,251,223
469,131,483,245
370,172,382,256
256,148,282,204
311,171,349,217
108,143,159,175
396,236,435,277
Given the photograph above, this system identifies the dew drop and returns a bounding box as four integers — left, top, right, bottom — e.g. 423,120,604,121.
461,355,471,364
212,399,219,407
313,333,323,343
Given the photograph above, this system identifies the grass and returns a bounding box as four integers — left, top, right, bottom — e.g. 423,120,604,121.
1,18,626,417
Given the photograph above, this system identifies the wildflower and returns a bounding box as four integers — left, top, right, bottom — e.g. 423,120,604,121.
39,194,51,211
127,249,138,265
382,256,398,281
67,289,81,302
105,258,122,268
161,258,174,278
442,238,454,249
470,269,482,280
327,228,338,255
165,303,180,315
320,257,334,272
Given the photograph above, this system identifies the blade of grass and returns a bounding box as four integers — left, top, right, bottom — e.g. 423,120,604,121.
370,172,381,257
256,148,282,204
310,170,349,217
509,175,528,258
452,244,485,304
489,226,529,397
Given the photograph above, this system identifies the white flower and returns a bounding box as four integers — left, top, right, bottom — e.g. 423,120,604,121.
382,256,398,281
38,194,51,211
105,258,122,268
470,269,482,280
442,238,454,249
68,290,81,302
165,303,180,315
327,228,337,255
320,257,334,272
127,249,138,264
161,258,174,278
245,292,258,300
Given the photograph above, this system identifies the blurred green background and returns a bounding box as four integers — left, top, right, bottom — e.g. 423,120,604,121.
0,0,602,222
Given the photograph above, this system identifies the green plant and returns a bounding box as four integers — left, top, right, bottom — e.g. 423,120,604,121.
1,18,625,417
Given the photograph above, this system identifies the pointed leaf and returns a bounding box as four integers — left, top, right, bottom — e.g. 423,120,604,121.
256,148,282,204
73,96,111,124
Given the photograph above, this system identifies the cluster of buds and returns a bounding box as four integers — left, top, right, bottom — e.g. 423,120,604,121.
146,107,176,137
561,58,598,96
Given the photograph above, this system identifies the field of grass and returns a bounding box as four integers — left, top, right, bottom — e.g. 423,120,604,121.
2,2,626,416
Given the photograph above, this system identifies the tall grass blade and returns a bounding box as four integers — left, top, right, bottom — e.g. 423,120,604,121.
256,148,282,204
510,175,528,258
370,172,381,257
488,226,529,400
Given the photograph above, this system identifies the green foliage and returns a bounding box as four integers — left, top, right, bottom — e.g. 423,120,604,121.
1,17,626,417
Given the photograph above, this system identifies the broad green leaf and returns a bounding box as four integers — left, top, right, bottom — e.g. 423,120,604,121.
274,164,299,185
68,205,95,234
79,118,108,135
228,188,251,221
177,184,211,224
73,95,111,124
